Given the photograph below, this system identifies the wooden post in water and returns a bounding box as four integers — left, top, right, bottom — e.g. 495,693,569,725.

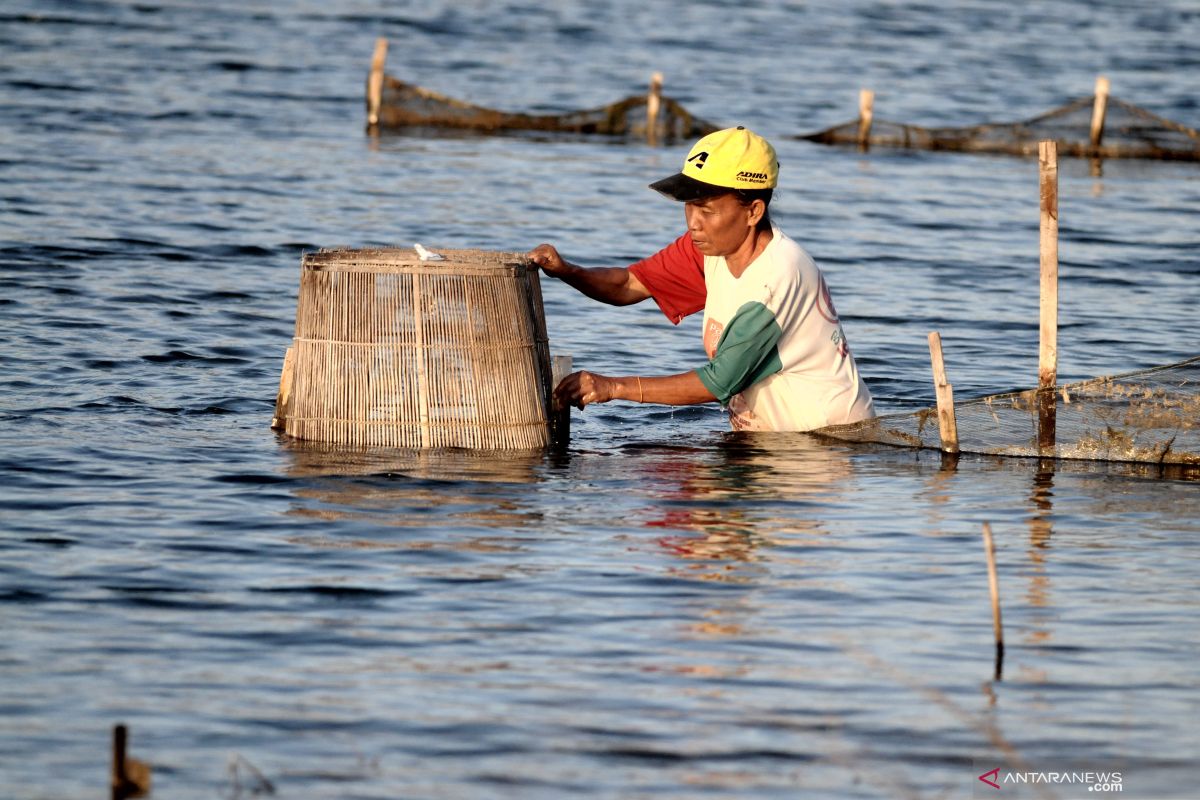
111,724,150,800
271,346,295,430
1038,140,1059,453
550,354,573,447
981,523,1005,680
111,723,128,800
1089,75,1110,150
367,37,388,128
857,89,874,150
927,332,959,454
646,72,663,146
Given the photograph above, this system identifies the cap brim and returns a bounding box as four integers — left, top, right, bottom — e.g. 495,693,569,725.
648,173,730,202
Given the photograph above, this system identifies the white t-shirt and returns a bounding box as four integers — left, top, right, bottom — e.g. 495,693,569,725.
694,224,875,431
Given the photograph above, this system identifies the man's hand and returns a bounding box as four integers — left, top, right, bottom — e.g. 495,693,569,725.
525,244,651,306
527,243,571,279
554,370,616,411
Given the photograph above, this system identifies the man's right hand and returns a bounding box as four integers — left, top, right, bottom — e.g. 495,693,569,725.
524,243,650,307
526,244,570,279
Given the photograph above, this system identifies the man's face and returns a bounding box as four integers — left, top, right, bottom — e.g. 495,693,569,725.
684,193,759,257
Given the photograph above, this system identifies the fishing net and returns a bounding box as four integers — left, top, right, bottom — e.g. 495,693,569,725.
815,356,1200,466
800,94,1200,160
373,76,719,141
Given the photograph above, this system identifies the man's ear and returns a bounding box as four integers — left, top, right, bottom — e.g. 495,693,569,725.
747,199,766,226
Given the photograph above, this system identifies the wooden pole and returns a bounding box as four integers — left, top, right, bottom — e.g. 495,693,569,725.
1038,140,1059,452
646,72,663,146
1089,75,1110,150
1038,140,1059,387
857,89,874,149
270,345,295,430
367,37,388,128
112,724,150,800
927,331,959,453
111,723,127,800
550,354,573,447
981,523,1005,679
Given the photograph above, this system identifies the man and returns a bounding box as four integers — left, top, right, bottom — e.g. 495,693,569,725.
527,126,874,432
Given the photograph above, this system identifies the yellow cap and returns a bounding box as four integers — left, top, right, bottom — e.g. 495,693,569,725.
649,126,778,202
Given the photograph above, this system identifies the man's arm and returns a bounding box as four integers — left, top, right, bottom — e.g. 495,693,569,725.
554,370,716,410
527,244,651,306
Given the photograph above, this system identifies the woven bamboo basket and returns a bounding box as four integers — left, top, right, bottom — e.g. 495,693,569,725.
272,247,558,450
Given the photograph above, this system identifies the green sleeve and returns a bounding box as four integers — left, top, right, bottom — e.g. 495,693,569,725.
694,301,783,405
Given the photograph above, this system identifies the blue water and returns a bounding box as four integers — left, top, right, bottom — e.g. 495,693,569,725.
2,2,1199,798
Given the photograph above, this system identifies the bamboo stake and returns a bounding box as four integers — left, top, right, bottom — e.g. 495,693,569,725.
927,331,959,453
1038,140,1059,452
1089,75,1110,149
367,37,388,128
111,723,128,800
981,523,1005,679
646,72,663,146
1038,140,1059,388
551,354,573,447
857,89,874,149
270,345,295,430
112,724,150,800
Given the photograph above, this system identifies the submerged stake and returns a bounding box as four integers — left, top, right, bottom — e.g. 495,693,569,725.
982,523,1005,678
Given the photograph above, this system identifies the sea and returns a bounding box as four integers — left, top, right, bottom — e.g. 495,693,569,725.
2,1,1198,798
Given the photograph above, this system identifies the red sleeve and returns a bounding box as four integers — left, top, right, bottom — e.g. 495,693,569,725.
627,233,706,325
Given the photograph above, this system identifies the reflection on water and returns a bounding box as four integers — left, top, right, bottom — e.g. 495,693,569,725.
635,434,853,577
281,440,551,561
281,438,548,483
1024,466,1055,649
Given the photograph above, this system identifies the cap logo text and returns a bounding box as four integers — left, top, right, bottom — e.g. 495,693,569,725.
736,171,769,183
688,151,709,169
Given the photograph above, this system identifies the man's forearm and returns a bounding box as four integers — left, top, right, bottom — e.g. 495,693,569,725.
555,370,716,410
619,371,710,402
555,263,646,306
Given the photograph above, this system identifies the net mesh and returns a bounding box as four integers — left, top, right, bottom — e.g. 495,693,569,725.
801,95,1200,160
815,356,1200,466
375,76,719,141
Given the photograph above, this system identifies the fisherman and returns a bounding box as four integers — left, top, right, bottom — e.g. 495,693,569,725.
527,126,874,432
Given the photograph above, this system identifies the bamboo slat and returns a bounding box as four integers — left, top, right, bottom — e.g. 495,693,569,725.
276,247,554,450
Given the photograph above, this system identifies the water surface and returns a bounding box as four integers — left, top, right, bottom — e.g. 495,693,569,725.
2,1,1199,798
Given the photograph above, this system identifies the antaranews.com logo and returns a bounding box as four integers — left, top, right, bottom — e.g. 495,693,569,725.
978,767,1124,793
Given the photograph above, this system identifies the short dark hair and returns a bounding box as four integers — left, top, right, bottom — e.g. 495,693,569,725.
732,188,773,232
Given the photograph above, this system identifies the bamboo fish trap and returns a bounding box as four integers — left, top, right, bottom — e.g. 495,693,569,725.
272,246,559,450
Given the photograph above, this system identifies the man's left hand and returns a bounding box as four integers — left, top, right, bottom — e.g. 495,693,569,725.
554,370,615,410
